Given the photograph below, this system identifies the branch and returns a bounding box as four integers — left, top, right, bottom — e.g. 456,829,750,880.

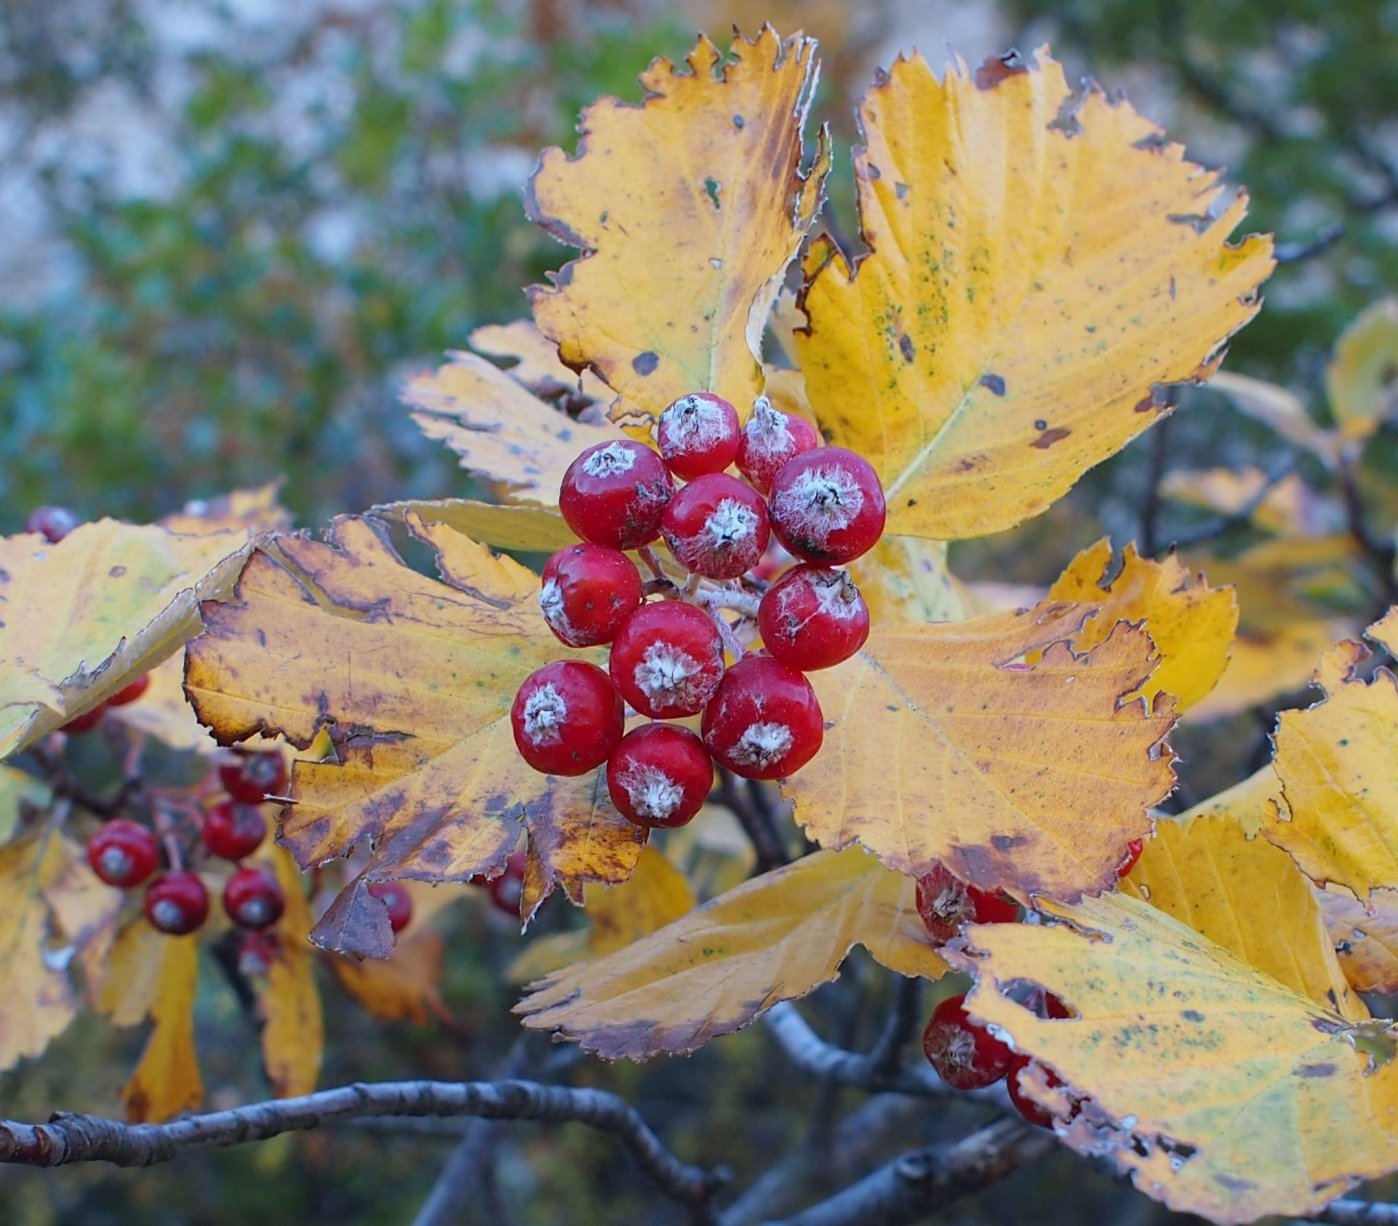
717,769,790,874
1316,1201,1398,1226
864,975,923,1080
768,1117,1055,1226
0,1079,728,1215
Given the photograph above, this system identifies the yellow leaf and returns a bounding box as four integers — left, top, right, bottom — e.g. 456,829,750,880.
795,49,1273,540
850,536,970,625
96,920,169,1027
259,848,322,1098
0,520,254,758
1191,620,1350,722
785,601,1176,900
403,351,622,505
106,651,217,753
948,891,1398,1224
517,847,946,1059
1327,298,1398,438
1046,540,1237,712
1160,467,1318,536
1318,886,1398,995
123,935,203,1123
528,27,829,418
328,931,447,1024
1209,369,1338,462
1121,811,1363,1019
185,515,643,958
1264,609,1398,899
158,483,292,537
0,831,122,1071
371,500,578,554
470,319,622,414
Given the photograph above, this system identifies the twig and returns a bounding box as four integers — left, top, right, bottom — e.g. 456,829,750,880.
1275,224,1345,265
1137,410,1174,558
717,769,789,874
767,1117,1055,1226
0,1079,728,1217
1167,453,1297,549
1315,1200,1398,1225
864,976,923,1080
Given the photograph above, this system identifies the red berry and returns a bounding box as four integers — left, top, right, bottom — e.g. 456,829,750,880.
1007,1052,1068,1129
511,660,625,775
913,864,1020,943
655,392,741,479
757,565,870,671
1034,989,1074,1020
606,723,713,828
609,600,726,718
539,544,643,647
145,872,210,935
368,880,414,932
61,703,109,734
218,749,288,805
559,440,673,550
86,819,161,889
735,396,819,493
236,931,278,977
768,447,887,564
1117,837,1144,878
223,866,285,930
660,473,770,579
107,673,151,707
921,993,1013,1090
701,654,824,780
202,800,268,861
25,505,80,543
484,849,527,919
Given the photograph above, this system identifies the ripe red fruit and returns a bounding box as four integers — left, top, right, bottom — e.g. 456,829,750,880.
25,505,80,543
701,654,824,780
609,600,725,718
511,660,625,775
86,819,161,888
223,866,286,930
735,396,819,493
660,472,770,579
218,749,289,805
145,872,210,935
482,849,527,919
202,800,268,861
559,440,673,550
606,723,713,828
236,931,278,978
60,703,109,734
1007,1052,1067,1129
768,447,887,564
655,392,741,479
757,565,870,670
921,993,1013,1090
106,673,151,707
368,880,414,932
913,864,1020,943
1117,837,1145,878
539,544,643,647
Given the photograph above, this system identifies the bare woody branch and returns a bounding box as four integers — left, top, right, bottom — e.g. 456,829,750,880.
0,1079,728,1216
1317,1201,1398,1226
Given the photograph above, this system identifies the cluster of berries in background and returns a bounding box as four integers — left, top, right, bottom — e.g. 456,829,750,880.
511,391,887,830
912,839,1144,1128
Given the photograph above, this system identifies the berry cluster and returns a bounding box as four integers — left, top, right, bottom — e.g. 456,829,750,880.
511,393,886,830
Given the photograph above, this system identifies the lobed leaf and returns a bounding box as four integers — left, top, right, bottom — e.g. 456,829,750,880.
122,934,203,1124
259,848,323,1098
1319,887,1398,996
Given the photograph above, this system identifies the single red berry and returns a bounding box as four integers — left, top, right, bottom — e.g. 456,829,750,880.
609,600,726,718
106,673,151,707
144,872,210,935
768,447,887,564
655,392,742,479
511,660,625,775
202,800,268,861
606,723,713,828
1034,989,1074,1020
485,849,528,919
223,866,286,930
539,544,643,648
25,505,80,543
735,396,819,493
559,440,673,550
86,819,161,889
660,473,770,579
218,749,288,805
1117,837,1144,878
757,565,870,671
61,702,109,734
1007,1052,1068,1129
368,880,414,932
921,993,1013,1090
236,930,278,977
913,864,1020,943
701,654,824,780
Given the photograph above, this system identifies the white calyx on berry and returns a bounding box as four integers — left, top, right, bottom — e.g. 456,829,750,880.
520,684,568,745
704,499,762,552
659,395,730,450
537,578,574,640
744,396,793,453
581,441,638,478
633,642,705,710
732,721,794,769
151,900,184,930
772,464,865,547
616,762,685,822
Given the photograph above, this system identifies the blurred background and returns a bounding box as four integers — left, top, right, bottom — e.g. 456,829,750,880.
2,1,1396,1222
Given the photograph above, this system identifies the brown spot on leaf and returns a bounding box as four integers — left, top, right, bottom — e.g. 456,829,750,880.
1031,426,1071,449
899,333,915,363
979,373,1006,396
974,50,1029,91
1295,1062,1337,1079
632,351,659,376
